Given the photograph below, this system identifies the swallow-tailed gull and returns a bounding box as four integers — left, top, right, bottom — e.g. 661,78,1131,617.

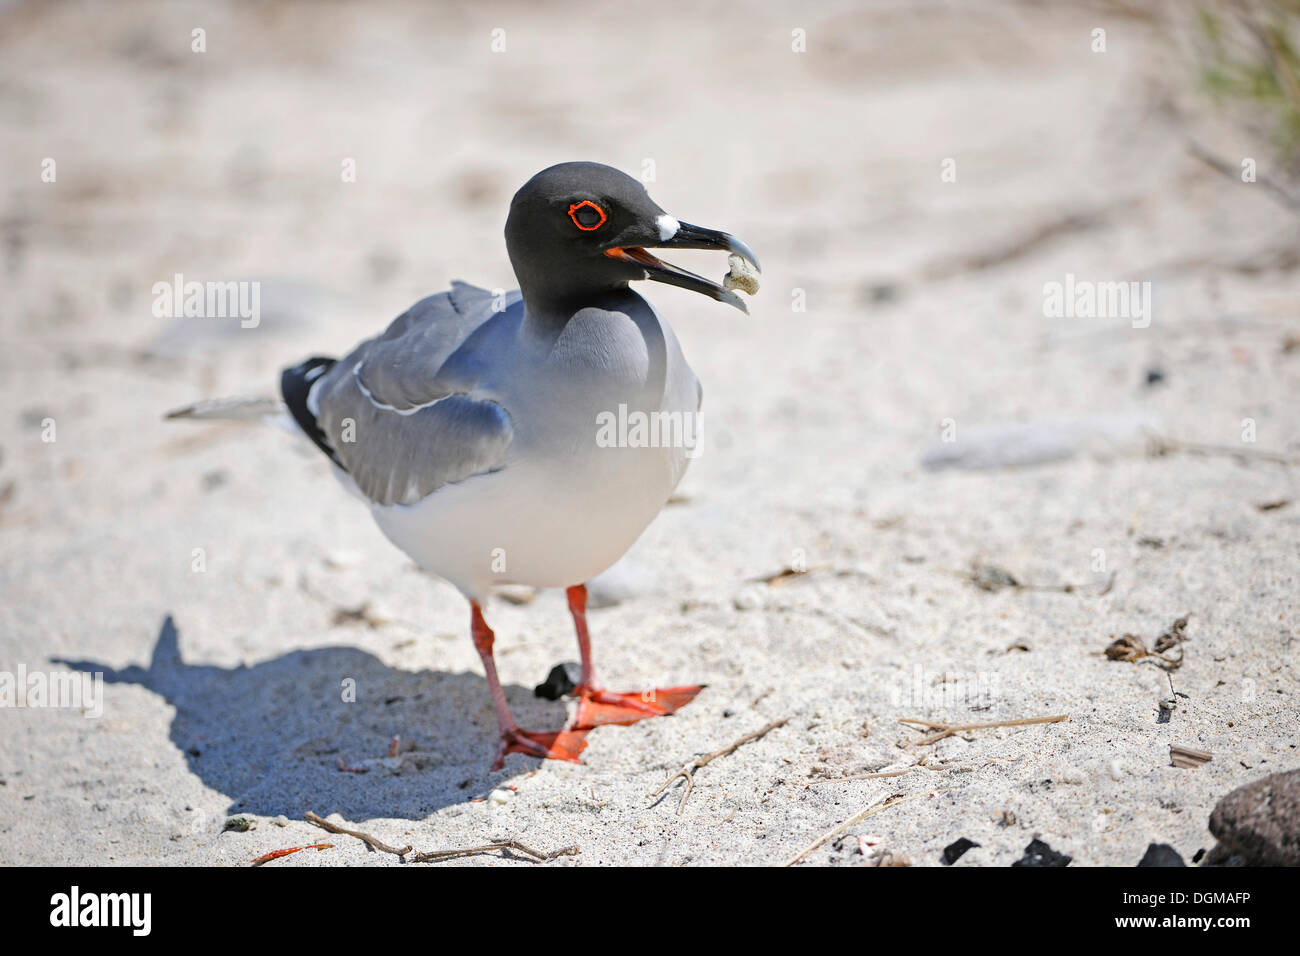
171,162,760,768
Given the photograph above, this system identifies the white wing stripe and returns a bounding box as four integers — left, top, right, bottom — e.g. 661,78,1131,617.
353,363,455,416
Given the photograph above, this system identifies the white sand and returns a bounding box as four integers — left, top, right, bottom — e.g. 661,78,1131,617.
1,0,1296,867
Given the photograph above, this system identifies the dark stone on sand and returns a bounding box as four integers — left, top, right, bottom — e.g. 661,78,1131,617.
1011,838,1071,867
534,661,581,700
1208,769,1300,866
1136,843,1185,867
942,837,979,865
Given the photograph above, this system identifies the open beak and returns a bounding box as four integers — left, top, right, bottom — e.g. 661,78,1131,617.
605,222,761,314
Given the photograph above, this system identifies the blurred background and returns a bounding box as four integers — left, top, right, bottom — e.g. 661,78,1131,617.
0,0,1296,865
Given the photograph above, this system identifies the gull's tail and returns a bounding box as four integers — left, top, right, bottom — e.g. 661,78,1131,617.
165,356,339,452
164,395,288,423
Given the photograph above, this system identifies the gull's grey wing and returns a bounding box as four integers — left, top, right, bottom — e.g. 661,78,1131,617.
286,282,521,507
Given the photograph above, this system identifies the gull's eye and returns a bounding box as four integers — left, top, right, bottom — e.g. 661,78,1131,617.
568,200,607,231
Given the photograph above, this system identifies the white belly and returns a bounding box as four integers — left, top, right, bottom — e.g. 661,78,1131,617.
370,439,688,598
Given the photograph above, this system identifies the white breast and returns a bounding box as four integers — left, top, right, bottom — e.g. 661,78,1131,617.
368,302,699,599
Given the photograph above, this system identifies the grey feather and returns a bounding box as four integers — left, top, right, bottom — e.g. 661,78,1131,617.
311,282,519,506
165,396,286,422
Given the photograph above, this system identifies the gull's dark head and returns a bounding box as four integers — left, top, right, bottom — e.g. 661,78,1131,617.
504,161,760,313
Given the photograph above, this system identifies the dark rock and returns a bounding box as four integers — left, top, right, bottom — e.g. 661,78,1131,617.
1136,843,1185,867
942,837,979,865
1145,367,1165,386
534,661,581,700
1208,769,1300,866
1011,838,1071,867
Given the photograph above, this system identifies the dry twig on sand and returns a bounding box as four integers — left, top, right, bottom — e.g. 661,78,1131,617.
305,811,412,856
1151,434,1300,466
961,563,1116,596
407,841,579,863
899,714,1068,746
750,565,832,587
805,768,914,786
784,790,945,866
304,811,579,865
649,717,789,815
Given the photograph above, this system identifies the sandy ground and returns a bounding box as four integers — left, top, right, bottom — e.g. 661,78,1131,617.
1,0,1297,867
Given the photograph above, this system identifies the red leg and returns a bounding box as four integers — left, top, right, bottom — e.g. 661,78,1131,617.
471,601,588,770
565,584,704,730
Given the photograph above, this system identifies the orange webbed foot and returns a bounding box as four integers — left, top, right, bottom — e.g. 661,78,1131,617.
571,685,704,730
491,727,590,771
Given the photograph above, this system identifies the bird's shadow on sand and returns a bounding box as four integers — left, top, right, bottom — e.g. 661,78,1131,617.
55,616,561,821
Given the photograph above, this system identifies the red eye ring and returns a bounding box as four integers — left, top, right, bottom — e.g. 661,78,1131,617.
568,200,607,231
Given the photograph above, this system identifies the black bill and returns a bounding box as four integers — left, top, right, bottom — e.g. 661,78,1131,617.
605,221,760,314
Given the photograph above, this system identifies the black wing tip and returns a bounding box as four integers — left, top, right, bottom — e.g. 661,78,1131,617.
280,356,343,466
